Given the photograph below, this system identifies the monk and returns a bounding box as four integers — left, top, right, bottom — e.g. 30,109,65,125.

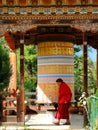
54,78,72,125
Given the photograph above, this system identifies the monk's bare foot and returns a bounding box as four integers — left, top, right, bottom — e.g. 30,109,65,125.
53,122,60,125
63,122,71,125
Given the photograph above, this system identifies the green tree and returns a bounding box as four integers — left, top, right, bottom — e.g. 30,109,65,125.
74,46,83,96
16,45,37,92
24,45,37,92
74,45,96,97
0,44,12,91
88,57,96,93
0,43,12,120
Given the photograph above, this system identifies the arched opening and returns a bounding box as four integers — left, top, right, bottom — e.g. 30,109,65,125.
0,21,97,128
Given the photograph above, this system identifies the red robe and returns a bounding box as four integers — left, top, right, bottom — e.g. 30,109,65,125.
55,82,72,119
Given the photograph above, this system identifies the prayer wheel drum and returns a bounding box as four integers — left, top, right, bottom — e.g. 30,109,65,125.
37,41,74,103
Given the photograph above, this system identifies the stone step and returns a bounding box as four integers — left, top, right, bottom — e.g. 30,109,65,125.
2,122,24,126
6,115,17,122
0,126,85,130
1,113,85,130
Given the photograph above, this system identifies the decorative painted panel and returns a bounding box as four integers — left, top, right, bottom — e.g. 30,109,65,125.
0,0,97,15
0,8,3,14
68,0,75,5
43,0,51,5
8,8,15,14
2,0,7,5
14,0,18,5
92,7,98,14
55,0,62,6
93,0,98,4
19,0,26,6
7,0,14,6
31,0,38,6
81,0,88,4
20,8,27,14
0,0,2,6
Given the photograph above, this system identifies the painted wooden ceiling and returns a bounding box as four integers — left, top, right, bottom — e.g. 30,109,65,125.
0,0,98,50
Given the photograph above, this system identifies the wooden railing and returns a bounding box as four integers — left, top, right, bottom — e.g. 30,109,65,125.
2,97,17,121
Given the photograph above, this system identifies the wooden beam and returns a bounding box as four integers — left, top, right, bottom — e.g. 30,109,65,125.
1,14,98,21
83,33,88,126
83,33,88,96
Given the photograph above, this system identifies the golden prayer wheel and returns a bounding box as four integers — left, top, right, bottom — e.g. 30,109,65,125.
37,41,74,103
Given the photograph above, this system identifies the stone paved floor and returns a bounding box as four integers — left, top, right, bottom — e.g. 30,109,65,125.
25,111,84,129
1,111,85,130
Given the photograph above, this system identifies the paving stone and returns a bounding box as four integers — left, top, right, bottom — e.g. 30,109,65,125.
1,111,85,130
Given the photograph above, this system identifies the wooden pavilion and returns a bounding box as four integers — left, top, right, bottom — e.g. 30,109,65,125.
0,0,98,124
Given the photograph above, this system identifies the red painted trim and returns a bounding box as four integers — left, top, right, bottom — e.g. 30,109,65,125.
4,32,15,50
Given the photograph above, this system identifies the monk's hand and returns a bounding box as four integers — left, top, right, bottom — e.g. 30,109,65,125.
65,101,67,104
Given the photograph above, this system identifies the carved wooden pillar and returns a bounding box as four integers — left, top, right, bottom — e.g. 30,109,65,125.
17,38,25,124
83,33,88,126
83,34,88,96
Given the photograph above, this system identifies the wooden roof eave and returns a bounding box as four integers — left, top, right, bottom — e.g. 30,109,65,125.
4,26,98,50
36,33,75,43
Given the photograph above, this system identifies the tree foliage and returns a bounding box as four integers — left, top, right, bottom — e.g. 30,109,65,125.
88,57,96,90
74,46,83,95
24,45,37,91
16,45,37,92
0,45,12,91
74,45,96,96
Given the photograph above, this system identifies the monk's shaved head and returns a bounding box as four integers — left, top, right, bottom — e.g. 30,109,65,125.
56,78,63,83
